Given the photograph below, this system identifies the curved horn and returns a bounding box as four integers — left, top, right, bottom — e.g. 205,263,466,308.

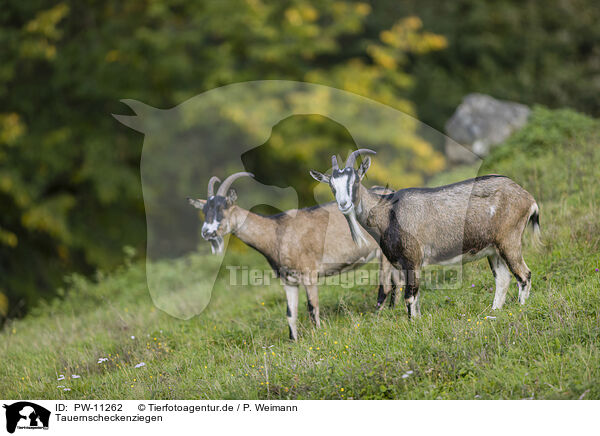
216,172,254,196
207,176,221,197
345,148,377,169
331,155,339,170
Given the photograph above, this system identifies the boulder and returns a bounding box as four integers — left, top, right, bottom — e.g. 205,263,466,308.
444,93,530,164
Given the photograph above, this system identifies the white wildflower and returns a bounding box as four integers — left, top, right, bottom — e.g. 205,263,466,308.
71,375,81,379
57,375,65,381
134,362,146,368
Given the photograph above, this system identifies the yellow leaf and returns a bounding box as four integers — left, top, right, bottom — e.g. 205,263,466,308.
0,291,8,317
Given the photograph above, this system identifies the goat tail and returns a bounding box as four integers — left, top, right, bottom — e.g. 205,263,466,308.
528,202,543,248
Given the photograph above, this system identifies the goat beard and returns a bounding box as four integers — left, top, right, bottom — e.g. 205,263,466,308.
208,236,224,254
343,209,369,249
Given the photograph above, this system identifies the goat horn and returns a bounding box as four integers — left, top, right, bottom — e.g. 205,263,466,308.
216,172,254,196
345,148,377,169
331,155,339,170
207,176,221,197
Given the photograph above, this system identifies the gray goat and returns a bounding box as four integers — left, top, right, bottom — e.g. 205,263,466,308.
188,172,399,340
310,149,540,318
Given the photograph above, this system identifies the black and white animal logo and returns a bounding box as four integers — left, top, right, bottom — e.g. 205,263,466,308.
3,402,50,434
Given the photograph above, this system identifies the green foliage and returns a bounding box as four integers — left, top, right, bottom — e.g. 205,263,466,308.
484,106,598,161
371,0,600,130
0,108,599,399
481,107,600,207
0,1,447,319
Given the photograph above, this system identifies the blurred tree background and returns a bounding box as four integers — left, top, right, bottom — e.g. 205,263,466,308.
1,0,598,321
373,0,600,130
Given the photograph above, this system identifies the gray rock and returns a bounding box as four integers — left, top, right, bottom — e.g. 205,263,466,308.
444,93,530,164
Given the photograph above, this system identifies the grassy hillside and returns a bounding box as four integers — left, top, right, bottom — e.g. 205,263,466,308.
1,107,599,400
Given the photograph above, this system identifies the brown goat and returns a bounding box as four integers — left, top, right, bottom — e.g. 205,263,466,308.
311,150,541,318
188,172,399,340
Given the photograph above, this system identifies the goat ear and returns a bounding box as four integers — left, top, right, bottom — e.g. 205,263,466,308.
188,197,206,209
226,188,237,206
357,157,371,179
309,170,330,184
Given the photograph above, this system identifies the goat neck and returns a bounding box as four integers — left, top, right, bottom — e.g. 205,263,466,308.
355,184,390,238
341,183,383,247
229,205,278,259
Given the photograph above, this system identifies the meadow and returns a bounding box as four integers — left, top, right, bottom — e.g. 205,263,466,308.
1,107,599,400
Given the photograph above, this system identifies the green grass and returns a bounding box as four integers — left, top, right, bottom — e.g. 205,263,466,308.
1,107,599,399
